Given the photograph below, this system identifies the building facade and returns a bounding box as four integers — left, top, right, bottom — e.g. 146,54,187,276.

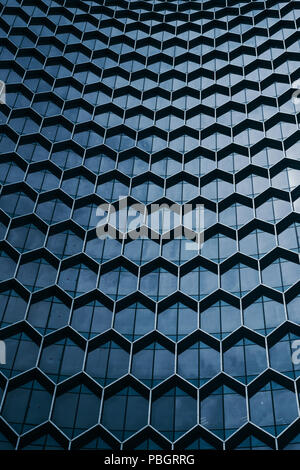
0,0,299,450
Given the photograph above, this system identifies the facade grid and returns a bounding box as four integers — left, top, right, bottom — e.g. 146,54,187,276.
0,0,299,451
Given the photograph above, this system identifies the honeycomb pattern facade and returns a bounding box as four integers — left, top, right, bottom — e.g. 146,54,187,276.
0,0,299,451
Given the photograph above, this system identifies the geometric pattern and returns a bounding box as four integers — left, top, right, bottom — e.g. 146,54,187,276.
0,0,299,450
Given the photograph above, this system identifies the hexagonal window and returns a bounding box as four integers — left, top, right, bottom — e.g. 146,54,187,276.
32,98,62,117
63,106,92,124
99,267,137,300
113,94,140,110
73,128,103,148
286,142,299,161
72,202,99,230
162,238,197,265
243,296,285,335
157,303,197,341
41,122,72,143
131,181,163,204
64,50,90,65
151,156,181,177
124,239,160,265
185,155,215,177
200,385,247,439
117,155,148,177
26,169,59,193
17,257,57,291
83,89,110,107
142,96,169,112
52,382,101,439
171,134,199,153
269,332,300,380
178,340,220,386
219,202,253,229
97,178,129,202
138,135,167,154
24,75,52,94
39,336,85,383
156,114,184,132
223,338,267,384
7,223,46,252
278,222,300,253
85,237,121,263
27,296,70,335
131,340,174,387
181,266,217,300
218,152,249,173
267,121,297,140
74,69,101,85
120,59,144,73
272,167,299,192
46,229,83,259
50,147,83,170
0,191,35,217
125,113,152,131
0,160,25,184
6,90,31,110
35,198,71,225
53,84,81,100
17,141,49,163
2,379,52,434
249,103,276,121
8,115,40,135
201,233,236,262
239,229,276,258
71,300,112,339
102,73,127,89
202,132,231,152
58,263,98,297
217,110,246,127
252,146,284,167
166,181,199,204
151,386,197,441
262,258,300,291
44,62,70,78
202,179,233,202
140,268,177,301
114,302,154,340
0,289,27,328
221,263,259,297
101,386,148,440
61,175,94,199
200,301,241,339
287,295,300,323
0,248,17,281
256,197,292,223
249,381,298,436
94,111,123,129
84,152,115,174
3,331,39,378
85,339,129,386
